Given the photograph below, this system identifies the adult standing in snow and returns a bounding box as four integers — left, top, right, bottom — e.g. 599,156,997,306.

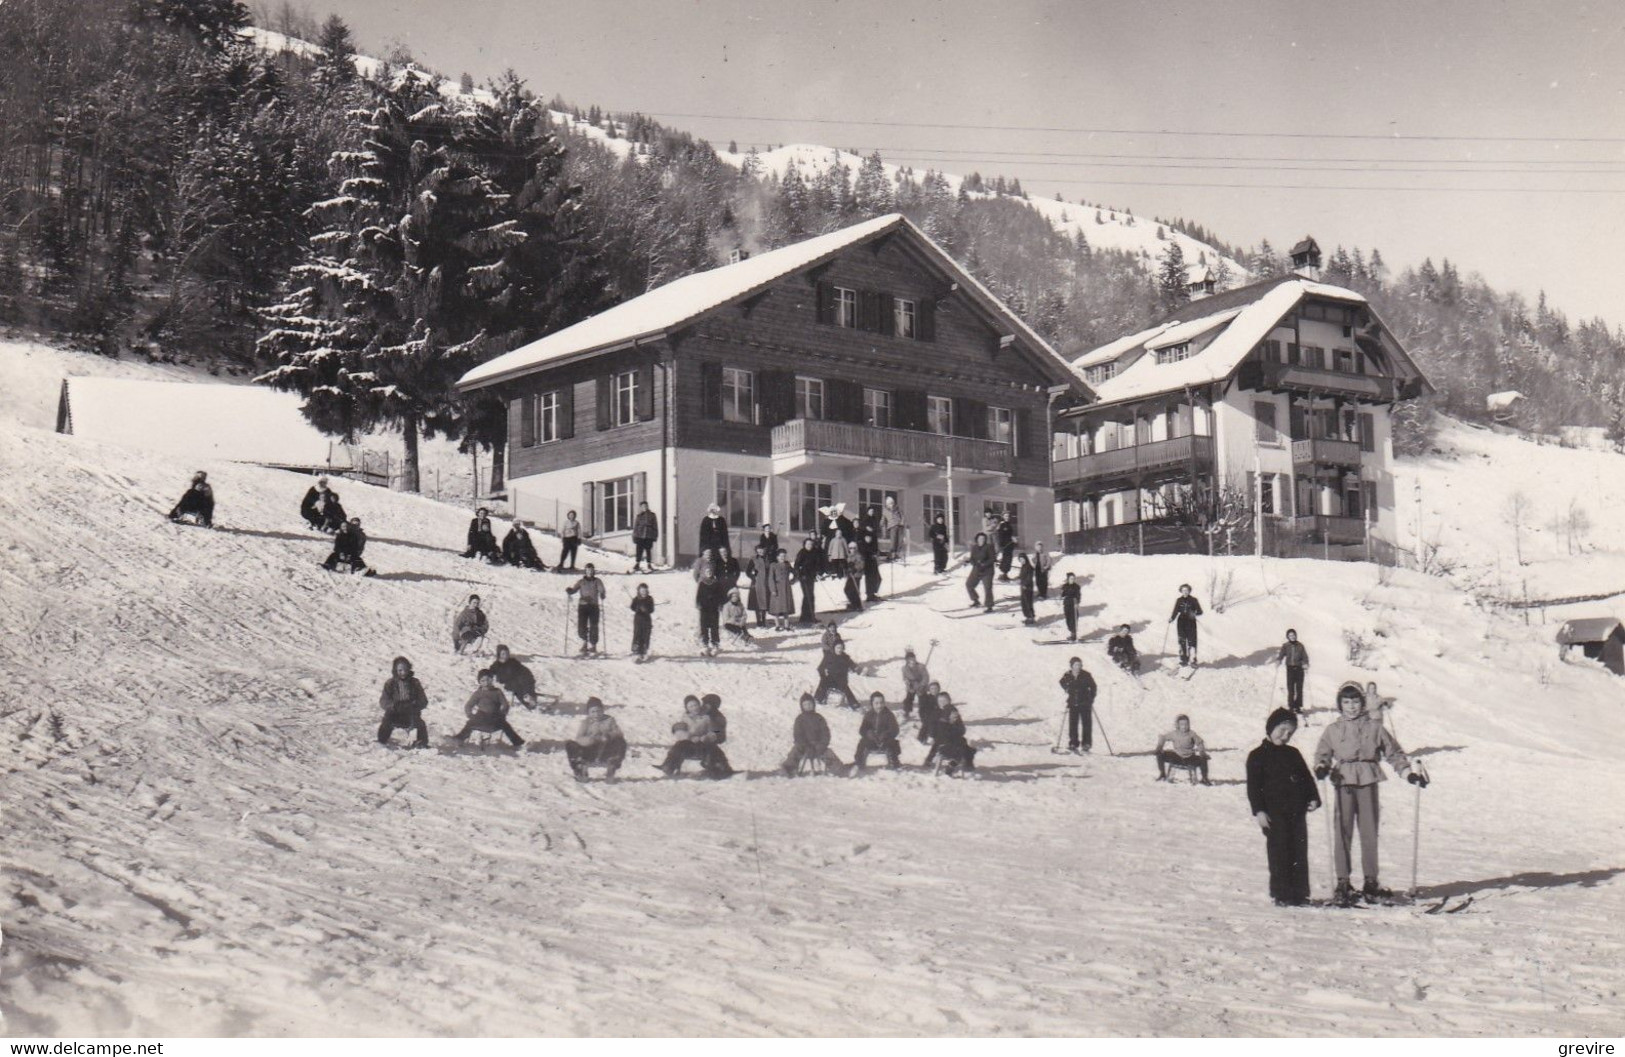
168,471,214,527
452,594,488,654
881,496,905,560
322,516,373,575
698,504,731,561
927,513,950,574
566,564,607,657
631,501,659,573
558,510,583,571
745,544,771,627
854,691,903,770
566,698,626,779
1276,629,1310,715
1168,583,1204,667
995,515,1017,581
1060,572,1082,641
1033,539,1054,600
502,520,547,571
1017,552,1038,625
488,644,540,709
693,548,725,656
766,549,796,632
1155,714,1210,782
464,507,504,564
1247,708,1321,907
966,532,997,612
781,693,846,776
794,538,821,625
859,528,883,602
376,656,430,749
1059,657,1098,754
1314,682,1425,906
452,669,524,748
300,476,330,530
899,647,930,722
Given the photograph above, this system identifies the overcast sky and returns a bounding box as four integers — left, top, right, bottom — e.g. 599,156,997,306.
310,0,1624,323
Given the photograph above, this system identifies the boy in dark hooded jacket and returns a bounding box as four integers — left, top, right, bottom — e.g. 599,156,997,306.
488,644,539,709
1247,707,1322,906
854,691,902,770
377,656,430,748
781,693,846,775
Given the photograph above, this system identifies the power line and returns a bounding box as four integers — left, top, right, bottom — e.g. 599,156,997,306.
839,157,1625,177
823,147,1625,168
1021,178,1625,194
648,110,1625,145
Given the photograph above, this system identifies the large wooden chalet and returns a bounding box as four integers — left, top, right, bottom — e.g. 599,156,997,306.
456,214,1090,563
1052,264,1432,557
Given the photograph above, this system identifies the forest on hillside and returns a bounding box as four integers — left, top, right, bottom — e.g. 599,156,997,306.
3,0,1622,487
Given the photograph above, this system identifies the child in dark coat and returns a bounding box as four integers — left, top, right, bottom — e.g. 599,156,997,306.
931,701,976,774
1060,572,1081,640
1246,707,1321,906
781,694,846,775
630,583,655,660
1168,584,1204,666
452,669,524,748
814,642,860,709
1017,553,1037,624
376,656,429,748
488,645,539,709
1107,623,1140,673
854,692,902,770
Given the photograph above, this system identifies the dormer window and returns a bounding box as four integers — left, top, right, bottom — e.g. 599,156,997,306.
1155,343,1193,365
1084,364,1117,386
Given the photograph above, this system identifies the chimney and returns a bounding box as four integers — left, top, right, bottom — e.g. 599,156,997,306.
729,248,750,265
1289,237,1322,281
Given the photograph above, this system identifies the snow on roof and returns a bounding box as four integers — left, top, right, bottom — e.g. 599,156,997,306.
1185,264,1213,285
1080,279,1369,405
458,213,1082,392
59,377,353,470
1487,391,1527,410
1557,617,1624,644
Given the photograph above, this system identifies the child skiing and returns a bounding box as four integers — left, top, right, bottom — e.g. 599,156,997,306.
566,698,626,780
488,645,540,709
1246,707,1322,906
452,669,524,748
781,693,846,776
1277,629,1310,715
376,656,429,749
630,583,655,660
1059,656,1098,753
1168,583,1204,668
452,594,488,654
854,691,902,770
1313,681,1426,906
1060,572,1082,641
1154,713,1210,783
565,565,606,657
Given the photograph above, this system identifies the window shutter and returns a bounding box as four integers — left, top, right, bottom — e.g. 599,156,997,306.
896,388,927,432
918,299,936,341
559,385,575,439
1289,402,1306,441
1364,480,1378,517
1015,407,1032,458
828,378,864,424
857,290,876,332
815,281,834,325
595,375,613,431
879,293,896,337
758,370,792,427
700,362,723,420
519,394,536,447
1359,413,1375,453
637,363,655,421
582,482,597,536
952,396,974,438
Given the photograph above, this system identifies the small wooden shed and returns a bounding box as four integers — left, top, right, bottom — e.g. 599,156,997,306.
1556,617,1625,676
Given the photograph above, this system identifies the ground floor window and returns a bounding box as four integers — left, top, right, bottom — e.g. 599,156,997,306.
857,487,900,524
599,475,636,534
790,480,834,534
924,493,962,541
716,473,765,529
982,500,1021,540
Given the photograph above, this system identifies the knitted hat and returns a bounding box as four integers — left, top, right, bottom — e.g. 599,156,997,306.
1265,707,1297,734
586,696,604,710
1335,681,1367,711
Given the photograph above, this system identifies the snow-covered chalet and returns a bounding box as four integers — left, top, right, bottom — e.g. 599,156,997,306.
1052,261,1433,557
456,214,1090,563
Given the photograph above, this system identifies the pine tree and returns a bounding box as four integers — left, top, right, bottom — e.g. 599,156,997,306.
1156,240,1189,310
777,158,809,240
853,151,894,217
727,139,738,154
314,14,357,86
1252,239,1281,278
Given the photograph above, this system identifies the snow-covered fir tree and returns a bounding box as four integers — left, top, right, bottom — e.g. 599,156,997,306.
1156,240,1189,310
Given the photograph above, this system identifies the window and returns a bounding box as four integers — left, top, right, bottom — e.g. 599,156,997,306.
987,405,1015,453
923,493,961,538
834,286,858,328
790,481,833,534
1304,346,1326,370
613,370,638,427
716,473,764,530
721,367,755,424
522,390,562,446
1334,348,1356,373
1155,343,1193,365
795,376,825,420
1254,401,1279,444
1286,343,1302,365
1259,339,1283,363
1260,475,1275,516
1084,363,1116,386
1358,412,1376,453
864,388,894,428
927,395,953,436
858,487,899,523
894,298,917,339
599,475,635,533
982,500,1020,539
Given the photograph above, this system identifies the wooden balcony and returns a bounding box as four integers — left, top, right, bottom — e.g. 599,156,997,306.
1291,437,1363,470
771,418,1014,478
1293,514,1367,544
1255,363,1398,403
1052,434,1214,492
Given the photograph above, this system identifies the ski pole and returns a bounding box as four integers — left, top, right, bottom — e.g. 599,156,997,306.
561,595,570,655
1159,621,1171,660
1052,709,1067,753
1409,759,1428,897
923,637,939,668
1094,689,1115,756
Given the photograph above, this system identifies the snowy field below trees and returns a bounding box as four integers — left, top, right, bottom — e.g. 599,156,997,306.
2,340,1623,1037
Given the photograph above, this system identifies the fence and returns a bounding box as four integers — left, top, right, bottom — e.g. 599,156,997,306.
1062,516,1403,565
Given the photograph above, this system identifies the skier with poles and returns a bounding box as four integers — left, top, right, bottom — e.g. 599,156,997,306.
1276,629,1310,716
1168,583,1204,670
1059,656,1098,754
1246,707,1321,906
565,564,607,657
1313,681,1428,907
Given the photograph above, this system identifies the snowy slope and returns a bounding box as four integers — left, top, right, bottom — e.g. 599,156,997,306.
3,349,1623,1035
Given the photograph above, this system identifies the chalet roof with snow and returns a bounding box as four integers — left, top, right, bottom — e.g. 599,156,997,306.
1556,617,1624,645
1486,391,1527,411
1066,275,1432,408
56,376,358,471
457,213,1086,392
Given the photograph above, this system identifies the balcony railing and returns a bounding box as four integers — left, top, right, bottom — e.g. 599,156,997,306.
1258,363,1398,402
1293,514,1367,544
1052,434,1214,488
1291,438,1363,469
771,418,1014,475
